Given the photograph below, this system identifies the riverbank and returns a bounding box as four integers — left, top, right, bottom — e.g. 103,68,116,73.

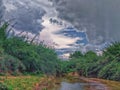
34,74,120,90
86,78,120,90
0,75,120,90
67,74,120,90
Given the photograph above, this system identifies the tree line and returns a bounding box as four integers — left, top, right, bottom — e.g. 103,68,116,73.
0,23,120,82
65,43,120,81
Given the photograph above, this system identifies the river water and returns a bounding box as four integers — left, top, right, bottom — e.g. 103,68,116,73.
55,81,107,90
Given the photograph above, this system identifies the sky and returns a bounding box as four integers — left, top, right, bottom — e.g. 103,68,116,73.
0,0,5,23
1,0,120,58
2,0,87,58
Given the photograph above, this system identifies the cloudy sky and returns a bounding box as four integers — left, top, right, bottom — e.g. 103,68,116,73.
1,0,120,58
2,0,87,58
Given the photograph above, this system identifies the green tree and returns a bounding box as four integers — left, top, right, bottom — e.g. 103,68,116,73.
70,51,83,58
0,23,8,46
103,42,120,61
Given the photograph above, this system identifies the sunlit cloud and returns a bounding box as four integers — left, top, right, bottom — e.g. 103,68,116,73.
3,0,89,56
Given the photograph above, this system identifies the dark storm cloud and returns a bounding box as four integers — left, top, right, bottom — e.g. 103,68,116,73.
0,0,5,23
5,1,46,34
51,0,120,44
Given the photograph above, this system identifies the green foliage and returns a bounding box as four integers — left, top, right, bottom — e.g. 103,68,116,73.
3,37,39,72
84,51,98,61
3,37,60,75
70,51,83,58
103,42,120,61
0,82,8,90
69,51,99,77
0,23,8,46
98,60,120,81
0,54,25,74
64,42,120,81
96,42,120,80
35,45,60,75
59,60,76,74
0,23,60,76
1,22,120,82
0,46,4,55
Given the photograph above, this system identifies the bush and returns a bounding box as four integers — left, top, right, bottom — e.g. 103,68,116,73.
3,37,60,75
98,60,120,81
0,54,25,74
0,82,8,90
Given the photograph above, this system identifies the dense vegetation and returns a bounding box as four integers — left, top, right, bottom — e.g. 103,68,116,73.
0,23,60,76
66,43,120,81
0,23,120,81
0,23,120,89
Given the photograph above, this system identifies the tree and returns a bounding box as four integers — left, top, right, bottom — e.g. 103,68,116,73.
0,23,8,41
103,42,120,61
84,51,98,61
70,51,83,58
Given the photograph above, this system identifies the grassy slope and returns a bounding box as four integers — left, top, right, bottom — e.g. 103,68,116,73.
0,76,42,90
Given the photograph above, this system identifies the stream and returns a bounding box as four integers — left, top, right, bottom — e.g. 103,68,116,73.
54,80,107,90
36,77,109,90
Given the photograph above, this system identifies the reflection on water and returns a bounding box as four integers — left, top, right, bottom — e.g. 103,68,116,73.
59,82,84,90
57,81,106,90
